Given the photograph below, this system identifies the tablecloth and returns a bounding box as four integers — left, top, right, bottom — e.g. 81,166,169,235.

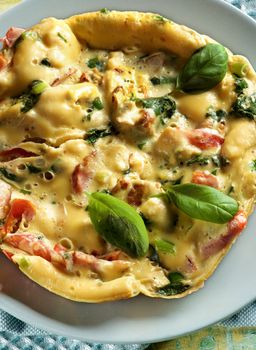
0,0,256,348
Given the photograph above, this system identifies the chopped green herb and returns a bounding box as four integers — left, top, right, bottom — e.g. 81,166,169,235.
250,159,256,171
186,155,210,166
20,188,31,195
227,185,234,194
92,97,104,110
206,107,228,122
150,76,175,85
230,62,248,77
87,57,104,71
234,76,248,95
19,257,30,269
154,15,168,23
155,239,176,255
40,58,52,67
15,80,48,113
211,155,230,167
14,31,40,47
85,125,115,144
57,32,67,43
158,272,190,296
232,93,256,120
100,8,110,14
211,169,218,175
123,168,131,175
26,163,42,174
0,168,22,182
137,141,147,150
135,95,176,125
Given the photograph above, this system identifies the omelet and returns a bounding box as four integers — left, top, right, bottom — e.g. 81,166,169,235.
0,10,255,302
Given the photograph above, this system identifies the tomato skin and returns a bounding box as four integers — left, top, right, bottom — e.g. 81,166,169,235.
187,128,224,150
228,210,247,236
4,199,36,234
71,151,96,194
192,170,219,189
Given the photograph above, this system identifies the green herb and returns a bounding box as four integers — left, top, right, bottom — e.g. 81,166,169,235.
85,125,114,144
135,95,176,125
250,159,256,171
92,97,104,110
0,168,22,182
230,62,248,77
211,155,230,167
14,31,40,47
158,272,190,296
20,188,31,195
40,58,52,67
57,32,67,43
234,76,248,95
16,80,48,113
87,57,104,71
137,141,147,150
206,107,228,122
100,8,110,14
86,192,149,257
148,244,160,264
211,169,218,175
227,185,234,195
177,43,228,93
163,183,238,224
186,155,211,166
19,257,30,269
155,239,176,255
150,76,175,85
232,93,256,120
154,15,168,23
123,168,131,175
26,163,42,174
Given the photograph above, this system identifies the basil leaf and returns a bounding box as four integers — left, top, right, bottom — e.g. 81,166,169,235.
87,192,149,258
177,43,228,93
166,183,238,224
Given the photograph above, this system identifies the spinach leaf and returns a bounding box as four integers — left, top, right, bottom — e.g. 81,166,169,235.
234,76,248,95
206,107,228,122
26,163,42,174
85,125,115,144
158,272,190,296
164,183,238,224
186,155,211,166
177,43,228,93
16,80,48,113
250,160,256,171
40,58,52,67
148,244,160,264
232,93,256,120
87,57,105,71
135,95,176,125
86,192,149,258
0,168,23,182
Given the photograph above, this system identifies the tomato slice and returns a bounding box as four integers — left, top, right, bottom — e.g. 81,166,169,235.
4,199,36,233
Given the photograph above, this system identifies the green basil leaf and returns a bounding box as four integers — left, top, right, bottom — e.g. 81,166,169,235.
155,239,176,255
166,183,238,224
177,43,228,93
87,192,149,258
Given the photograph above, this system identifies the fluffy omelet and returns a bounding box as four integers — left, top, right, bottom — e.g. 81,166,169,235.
0,10,255,302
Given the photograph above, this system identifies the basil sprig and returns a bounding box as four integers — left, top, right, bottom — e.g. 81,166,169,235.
86,192,149,258
177,43,228,93
164,183,238,224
